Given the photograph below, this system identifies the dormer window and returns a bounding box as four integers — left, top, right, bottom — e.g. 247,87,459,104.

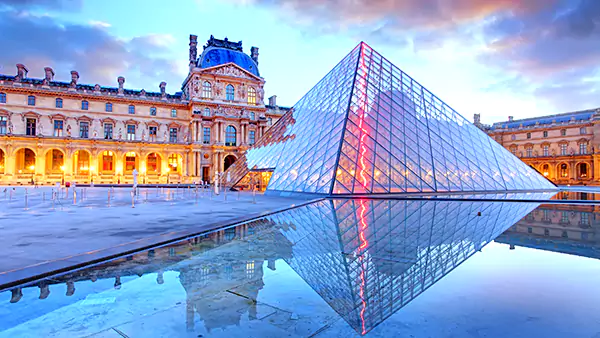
105,102,113,112
55,98,63,108
128,105,135,114
81,100,89,110
171,109,177,117
247,87,256,104
150,107,157,116
202,81,212,99
0,93,6,104
27,95,36,106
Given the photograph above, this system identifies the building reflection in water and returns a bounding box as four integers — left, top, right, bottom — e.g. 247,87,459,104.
8,196,583,335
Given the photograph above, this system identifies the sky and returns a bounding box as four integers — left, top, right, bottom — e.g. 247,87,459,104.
0,0,598,124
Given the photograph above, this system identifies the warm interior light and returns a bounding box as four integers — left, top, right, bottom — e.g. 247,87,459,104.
166,167,171,173
90,166,95,172
29,165,35,171
141,166,146,173
543,172,549,177
336,169,342,175
60,165,65,171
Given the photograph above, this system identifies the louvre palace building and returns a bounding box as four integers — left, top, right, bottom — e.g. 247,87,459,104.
476,109,600,186
0,35,289,185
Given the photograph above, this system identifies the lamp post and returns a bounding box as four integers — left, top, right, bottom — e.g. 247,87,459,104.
60,165,65,186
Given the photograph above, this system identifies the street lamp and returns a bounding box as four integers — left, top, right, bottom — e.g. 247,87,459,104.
60,165,65,185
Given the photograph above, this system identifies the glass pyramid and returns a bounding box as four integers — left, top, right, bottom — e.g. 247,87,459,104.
225,42,557,195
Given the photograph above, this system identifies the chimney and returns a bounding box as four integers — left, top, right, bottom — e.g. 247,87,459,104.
43,67,54,84
268,95,277,107
473,113,480,124
15,64,28,81
117,76,125,94
508,116,514,122
70,70,79,88
251,46,259,64
159,81,166,96
189,34,198,66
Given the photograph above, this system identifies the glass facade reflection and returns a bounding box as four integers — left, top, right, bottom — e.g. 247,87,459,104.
225,42,556,195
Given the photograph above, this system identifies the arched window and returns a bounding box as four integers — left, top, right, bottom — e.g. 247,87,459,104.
203,108,211,117
578,163,588,178
55,98,63,108
226,84,234,101
542,164,550,177
0,92,6,103
560,163,568,178
225,125,237,146
202,81,212,98
247,87,256,104
27,95,36,106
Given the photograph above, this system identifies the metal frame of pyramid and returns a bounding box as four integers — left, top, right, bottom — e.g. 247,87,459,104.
224,42,557,196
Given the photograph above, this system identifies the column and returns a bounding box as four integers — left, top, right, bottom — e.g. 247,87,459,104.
218,152,223,173
35,150,46,181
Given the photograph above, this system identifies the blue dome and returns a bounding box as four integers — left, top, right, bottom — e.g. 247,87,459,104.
199,47,260,77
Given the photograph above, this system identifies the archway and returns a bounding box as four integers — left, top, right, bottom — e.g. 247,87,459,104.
45,149,65,174
541,163,550,178
167,153,182,174
0,149,5,174
100,150,115,174
73,150,91,175
123,152,139,174
146,153,162,175
15,148,36,174
224,155,237,171
558,163,569,179
577,162,589,179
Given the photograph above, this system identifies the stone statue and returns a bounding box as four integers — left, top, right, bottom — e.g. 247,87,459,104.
66,125,71,137
38,124,43,137
8,121,13,135
118,128,122,140
258,86,264,102
163,130,168,143
93,129,98,138
142,129,146,141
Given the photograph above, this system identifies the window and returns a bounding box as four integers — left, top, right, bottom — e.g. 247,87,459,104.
150,107,157,116
104,123,113,139
580,127,587,135
580,143,587,154
81,100,89,110
543,131,548,138
526,147,532,158
560,143,567,155
27,95,36,106
561,211,569,224
105,102,113,112
0,116,7,134
79,122,89,139
102,151,114,171
168,154,178,171
578,163,588,178
580,213,590,226
55,98,63,108
542,164,550,177
560,163,568,177
0,93,5,103
149,126,157,141
225,125,237,146
125,152,136,172
561,129,566,136
171,109,177,117
526,132,531,139
26,118,36,136
203,108,210,117
53,120,63,137
268,117,273,125
511,134,516,141
543,145,549,156
127,125,135,141
203,127,211,144
169,128,178,143
249,130,255,145
226,84,234,100
247,87,256,104
202,81,212,98
250,112,255,120
128,105,135,114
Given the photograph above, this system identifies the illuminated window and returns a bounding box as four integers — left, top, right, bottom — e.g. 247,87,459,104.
128,105,135,114
150,107,157,116
203,127,211,144
127,124,135,141
578,163,588,178
105,102,113,112
55,98,63,108
202,81,212,98
76,151,90,174
27,95,35,106
102,151,114,171
0,93,5,103
81,100,89,110
560,163,568,177
226,84,234,100
225,125,237,146
53,120,63,137
542,164,549,177
247,87,256,104
147,153,159,173
168,154,178,171
249,130,255,145
125,152,136,172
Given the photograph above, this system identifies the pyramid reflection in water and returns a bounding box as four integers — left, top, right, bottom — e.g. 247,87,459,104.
226,42,556,195
267,197,544,334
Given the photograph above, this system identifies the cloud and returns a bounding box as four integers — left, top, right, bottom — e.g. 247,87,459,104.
0,5,186,92
88,20,111,28
0,0,82,10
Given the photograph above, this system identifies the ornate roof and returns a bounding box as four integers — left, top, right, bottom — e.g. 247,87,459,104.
197,36,260,77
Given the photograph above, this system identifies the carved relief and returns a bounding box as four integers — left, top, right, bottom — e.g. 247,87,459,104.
212,65,253,79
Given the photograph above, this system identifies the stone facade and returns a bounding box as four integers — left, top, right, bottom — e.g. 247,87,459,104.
0,35,290,185
478,108,600,185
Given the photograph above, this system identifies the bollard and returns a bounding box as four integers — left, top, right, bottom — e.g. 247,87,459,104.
73,189,77,205
24,188,28,210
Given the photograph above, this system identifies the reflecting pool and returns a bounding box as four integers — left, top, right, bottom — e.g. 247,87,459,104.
1,196,600,338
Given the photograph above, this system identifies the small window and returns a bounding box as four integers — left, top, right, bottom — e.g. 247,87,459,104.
561,129,566,136
526,147,532,158
203,108,210,117
203,127,211,144
250,112,255,120
105,102,113,112
127,125,135,141
169,128,178,143
0,92,6,104
150,107,157,116
81,100,89,110
543,145,549,156
580,127,587,135
27,95,36,106
202,81,212,99
171,109,177,117
560,144,568,155
526,132,531,139
104,123,113,140
128,105,135,114
0,116,7,134
580,143,587,155
249,130,255,145
247,87,256,104
226,84,235,101
543,131,548,138
79,122,89,138
55,98,63,108
511,134,516,140
53,120,63,137
149,126,157,141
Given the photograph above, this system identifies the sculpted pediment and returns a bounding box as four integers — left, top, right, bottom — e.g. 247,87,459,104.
203,63,261,81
